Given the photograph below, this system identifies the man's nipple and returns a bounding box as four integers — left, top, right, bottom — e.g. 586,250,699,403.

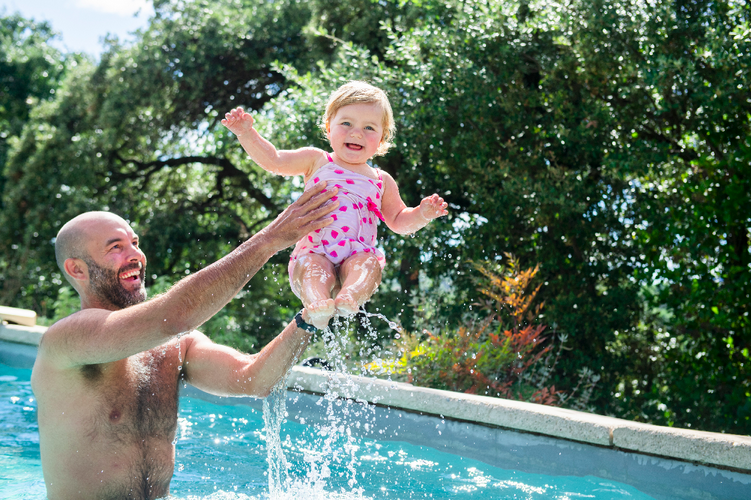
109,409,121,422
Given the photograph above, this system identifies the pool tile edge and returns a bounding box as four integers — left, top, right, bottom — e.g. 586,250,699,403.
611,423,751,471
288,365,751,472
0,323,45,345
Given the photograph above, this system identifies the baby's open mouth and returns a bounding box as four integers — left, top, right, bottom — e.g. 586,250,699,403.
345,143,363,151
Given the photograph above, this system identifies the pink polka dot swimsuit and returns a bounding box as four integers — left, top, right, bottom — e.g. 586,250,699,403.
288,153,386,284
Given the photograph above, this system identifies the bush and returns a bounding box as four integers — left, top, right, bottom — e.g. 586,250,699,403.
367,256,600,407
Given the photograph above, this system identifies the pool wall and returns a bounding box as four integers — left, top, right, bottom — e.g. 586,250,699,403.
3,320,751,500
287,367,751,472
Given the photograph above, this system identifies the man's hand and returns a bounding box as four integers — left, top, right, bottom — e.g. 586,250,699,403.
419,193,449,220
261,182,339,250
222,107,255,137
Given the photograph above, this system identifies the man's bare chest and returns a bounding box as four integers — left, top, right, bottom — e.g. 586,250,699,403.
83,346,183,443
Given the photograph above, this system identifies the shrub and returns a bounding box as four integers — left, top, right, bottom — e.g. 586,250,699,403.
370,255,582,406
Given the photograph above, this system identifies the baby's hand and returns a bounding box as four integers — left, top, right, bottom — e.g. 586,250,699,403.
419,194,449,220
221,107,255,137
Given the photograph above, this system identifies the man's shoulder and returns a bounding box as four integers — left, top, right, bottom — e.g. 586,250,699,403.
32,317,84,390
37,308,109,365
39,310,86,348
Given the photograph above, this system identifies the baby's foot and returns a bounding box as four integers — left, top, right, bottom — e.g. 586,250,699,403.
307,299,335,329
334,293,359,317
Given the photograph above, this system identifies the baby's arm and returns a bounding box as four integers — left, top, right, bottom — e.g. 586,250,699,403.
380,171,448,235
222,107,324,178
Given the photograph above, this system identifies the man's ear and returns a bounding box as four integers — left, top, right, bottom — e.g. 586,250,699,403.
63,258,88,283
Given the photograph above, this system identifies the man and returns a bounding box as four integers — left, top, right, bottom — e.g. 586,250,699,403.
30,182,337,499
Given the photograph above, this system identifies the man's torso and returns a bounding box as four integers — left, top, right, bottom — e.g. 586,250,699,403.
32,339,184,499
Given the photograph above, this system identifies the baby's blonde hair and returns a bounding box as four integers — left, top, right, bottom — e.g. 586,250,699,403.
322,81,395,157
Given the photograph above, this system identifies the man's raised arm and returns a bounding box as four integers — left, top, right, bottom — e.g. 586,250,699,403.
41,183,337,369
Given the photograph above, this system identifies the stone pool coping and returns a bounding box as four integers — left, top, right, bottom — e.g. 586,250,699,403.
3,321,750,473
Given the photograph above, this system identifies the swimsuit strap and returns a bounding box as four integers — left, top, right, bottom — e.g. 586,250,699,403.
326,152,334,163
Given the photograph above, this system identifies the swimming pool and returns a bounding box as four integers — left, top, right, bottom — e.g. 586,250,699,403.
0,361,651,499
1,351,749,499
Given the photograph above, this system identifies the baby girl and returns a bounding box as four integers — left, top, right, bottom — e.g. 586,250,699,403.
222,81,448,329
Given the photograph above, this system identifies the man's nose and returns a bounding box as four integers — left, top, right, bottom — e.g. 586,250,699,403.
127,244,145,262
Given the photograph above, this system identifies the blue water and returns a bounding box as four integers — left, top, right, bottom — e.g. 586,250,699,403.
0,362,656,499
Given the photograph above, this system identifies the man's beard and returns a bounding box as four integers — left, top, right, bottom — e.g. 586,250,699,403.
85,259,147,309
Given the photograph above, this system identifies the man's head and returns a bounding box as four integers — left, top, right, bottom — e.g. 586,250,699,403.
55,211,147,310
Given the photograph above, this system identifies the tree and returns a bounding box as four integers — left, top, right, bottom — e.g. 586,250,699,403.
0,0,412,337
0,13,66,170
261,0,642,416
569,0,751,432
255,0,751,432
0,13,70,312
2,0,749,433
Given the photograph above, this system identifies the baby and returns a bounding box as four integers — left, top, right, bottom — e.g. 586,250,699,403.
222,81,448,329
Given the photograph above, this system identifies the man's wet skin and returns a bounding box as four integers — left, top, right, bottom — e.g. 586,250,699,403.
33,185,337,499
32,212,178,498
34,340,184,499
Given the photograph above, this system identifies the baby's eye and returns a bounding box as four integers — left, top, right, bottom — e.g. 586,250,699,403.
341,121,351,126
365,126,375,131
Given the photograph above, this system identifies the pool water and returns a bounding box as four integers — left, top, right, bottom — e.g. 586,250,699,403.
0,362,657,499
0,364,46,500
172,392,657,499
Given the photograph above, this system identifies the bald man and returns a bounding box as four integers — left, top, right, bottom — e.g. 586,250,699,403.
30,182,338,499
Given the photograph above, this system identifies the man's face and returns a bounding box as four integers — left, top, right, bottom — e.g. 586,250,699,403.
80,215,148,309
85,257,147,309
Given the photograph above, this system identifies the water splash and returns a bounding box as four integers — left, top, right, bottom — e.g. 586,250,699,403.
176,331,185,371
260,309,404,498
262,379,291,496
264,308,412,499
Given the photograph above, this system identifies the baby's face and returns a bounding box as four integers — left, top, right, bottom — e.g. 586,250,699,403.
327,103,384,166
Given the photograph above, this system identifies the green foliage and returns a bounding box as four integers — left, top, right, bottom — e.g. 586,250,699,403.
0,13,73,316
0,1,320,344
377,257,564,405
1,0,749,433
569,0,751,432
264,0,641,412
289,0,749,432
0,14,68,169
401,319,556,401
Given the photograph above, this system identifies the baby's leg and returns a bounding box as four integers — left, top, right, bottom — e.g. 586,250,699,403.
291,254,337,329
335,253,383,317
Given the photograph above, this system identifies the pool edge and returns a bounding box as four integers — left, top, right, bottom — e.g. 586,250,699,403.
287,365,751,473
3,323,750,474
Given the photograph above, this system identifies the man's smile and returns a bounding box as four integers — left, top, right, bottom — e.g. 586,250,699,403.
119,263,143,282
